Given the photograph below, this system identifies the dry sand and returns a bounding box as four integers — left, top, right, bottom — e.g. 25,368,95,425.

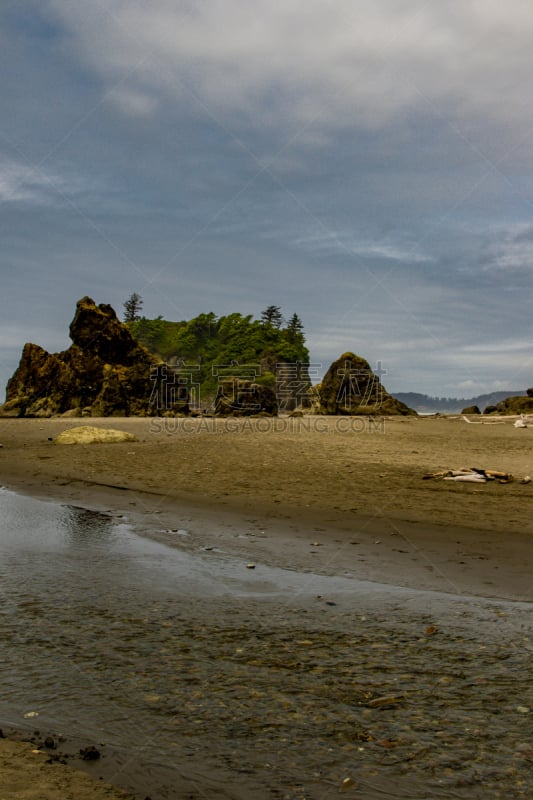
0,414,532,799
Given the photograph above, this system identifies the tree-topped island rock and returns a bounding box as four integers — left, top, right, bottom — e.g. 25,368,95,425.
0,297,189,418
318,352,415,416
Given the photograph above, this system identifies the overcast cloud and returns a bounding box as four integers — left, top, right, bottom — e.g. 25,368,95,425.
1,1,533,399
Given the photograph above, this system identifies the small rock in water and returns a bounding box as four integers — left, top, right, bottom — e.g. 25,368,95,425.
44,736,56,749
246,563,256,569
340,776,356,790
367,695,404,708
80,745,101,760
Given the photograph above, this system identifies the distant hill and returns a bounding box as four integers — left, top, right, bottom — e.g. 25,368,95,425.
393,390,527,414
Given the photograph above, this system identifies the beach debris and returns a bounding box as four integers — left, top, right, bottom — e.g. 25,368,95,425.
424,625,439,635
520,476,532,484
246,562,256,569
23,711,39,718
516,706,530,714
444,473,487,483
423,467,514,483
514,415,528,428
461,415,506,425
53,426,137,445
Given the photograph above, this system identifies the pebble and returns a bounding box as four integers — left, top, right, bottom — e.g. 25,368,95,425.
80,745,101,761
367,695,404,708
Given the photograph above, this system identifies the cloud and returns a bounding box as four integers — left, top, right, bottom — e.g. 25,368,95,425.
2,2,533,400
108,88,159,117
481,224,533,274
48,0,533,141
0,159,64,205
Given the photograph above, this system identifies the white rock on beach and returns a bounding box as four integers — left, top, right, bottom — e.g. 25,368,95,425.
53,426,137,445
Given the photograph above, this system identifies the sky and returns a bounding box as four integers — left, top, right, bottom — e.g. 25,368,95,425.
2,0,533,400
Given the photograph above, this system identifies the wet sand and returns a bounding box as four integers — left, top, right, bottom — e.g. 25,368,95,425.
0,415,532,799
0,414,532,601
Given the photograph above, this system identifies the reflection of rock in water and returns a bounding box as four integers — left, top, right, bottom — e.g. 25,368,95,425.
63,505,114,544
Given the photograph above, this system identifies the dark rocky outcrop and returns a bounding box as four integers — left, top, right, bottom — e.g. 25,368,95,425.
461,405,481,415
0,297,189,417
318,352,415,416
485,395,533,415
214,379,278,416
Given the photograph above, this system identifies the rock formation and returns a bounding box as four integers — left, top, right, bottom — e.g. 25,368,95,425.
54,426,138,444
318,352,415,416
484,395,533,415
214,379,278,416
0,297,189,417
461,405,481,415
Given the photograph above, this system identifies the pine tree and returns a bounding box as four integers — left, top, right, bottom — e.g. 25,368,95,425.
123,292,143,323
261,305,284,328
286,312,304,342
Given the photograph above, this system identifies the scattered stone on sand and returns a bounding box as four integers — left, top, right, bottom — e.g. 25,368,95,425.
0,739,133,800
54,426,137,445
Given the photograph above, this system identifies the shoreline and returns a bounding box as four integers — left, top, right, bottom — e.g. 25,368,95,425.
1,416,532,799
1,414,532,603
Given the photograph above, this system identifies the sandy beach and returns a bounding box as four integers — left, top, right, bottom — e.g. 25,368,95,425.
0,414,532,799
1,414,532,600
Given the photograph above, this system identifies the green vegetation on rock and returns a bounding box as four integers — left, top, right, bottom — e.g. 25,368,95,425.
128,310,310,404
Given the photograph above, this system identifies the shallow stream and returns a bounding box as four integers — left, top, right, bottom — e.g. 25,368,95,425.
0,488,531,799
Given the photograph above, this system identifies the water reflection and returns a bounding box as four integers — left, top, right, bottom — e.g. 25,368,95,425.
61,505,114,548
